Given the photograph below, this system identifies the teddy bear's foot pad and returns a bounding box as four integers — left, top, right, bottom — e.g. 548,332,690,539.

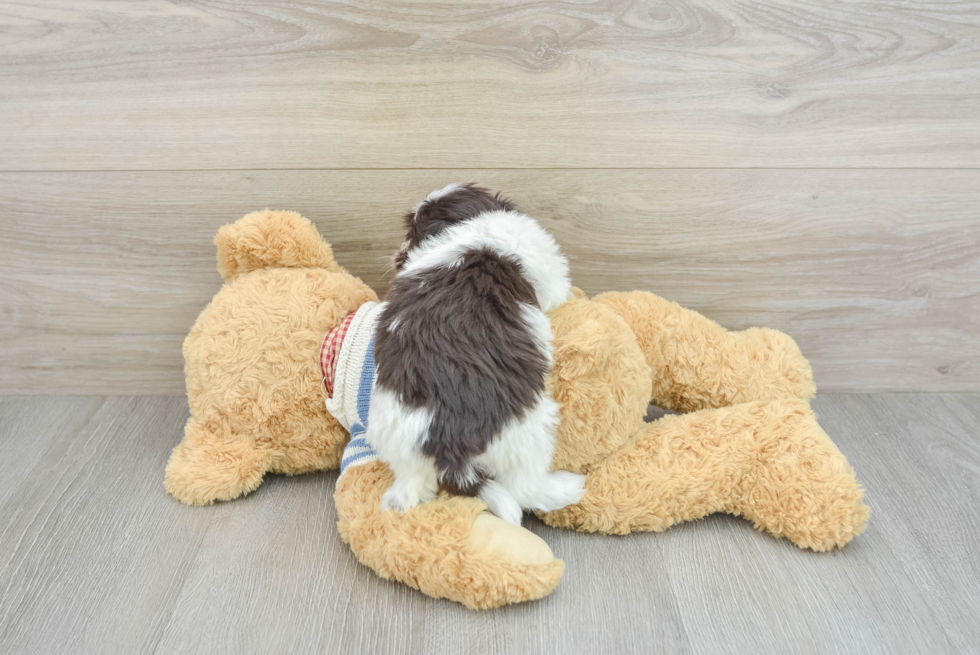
469,513,556,566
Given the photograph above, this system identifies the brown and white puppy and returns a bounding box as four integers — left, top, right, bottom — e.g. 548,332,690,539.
368,184,585,525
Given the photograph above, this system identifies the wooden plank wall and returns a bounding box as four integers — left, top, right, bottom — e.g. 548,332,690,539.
1,1,978,393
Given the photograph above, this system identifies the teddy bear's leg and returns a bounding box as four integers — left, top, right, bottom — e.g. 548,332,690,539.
165,418,272,506
594,291,815,411
541,399,869,551
334,460,567,609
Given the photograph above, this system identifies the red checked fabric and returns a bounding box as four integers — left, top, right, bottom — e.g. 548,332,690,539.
320,312,356,398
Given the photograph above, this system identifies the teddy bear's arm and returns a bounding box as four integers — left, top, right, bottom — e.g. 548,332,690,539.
594,291,816,412
541,398,869,551
165,417,273,506
333,460,568,609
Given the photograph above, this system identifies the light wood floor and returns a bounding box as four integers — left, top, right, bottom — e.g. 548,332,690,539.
1,393,978,654
1,1,978,394
2,3,978,653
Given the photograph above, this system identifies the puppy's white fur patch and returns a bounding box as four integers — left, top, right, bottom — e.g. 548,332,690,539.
478,480,523,526
413,182,466,214
368,387,439,513
473,394,585,519
399,210,573,312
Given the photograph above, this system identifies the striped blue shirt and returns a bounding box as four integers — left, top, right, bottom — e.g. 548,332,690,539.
339,334,378,476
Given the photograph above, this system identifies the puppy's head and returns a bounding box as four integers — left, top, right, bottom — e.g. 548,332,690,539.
392,183,514,271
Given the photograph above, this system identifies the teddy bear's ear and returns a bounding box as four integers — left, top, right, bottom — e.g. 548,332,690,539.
215,210,343,281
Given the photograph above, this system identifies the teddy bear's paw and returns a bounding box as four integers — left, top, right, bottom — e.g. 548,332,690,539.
732,400,870,550
164,420,271,506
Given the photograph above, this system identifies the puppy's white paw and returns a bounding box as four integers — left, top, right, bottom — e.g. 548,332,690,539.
537,471,587,512
379,489,405,514
379,480,436,514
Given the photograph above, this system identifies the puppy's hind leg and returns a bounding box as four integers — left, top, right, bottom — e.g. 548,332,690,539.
369,388,439,514
480,395,586,514
489,455,585,514
379,447,439,513
440,462,524,526
478,479,524,526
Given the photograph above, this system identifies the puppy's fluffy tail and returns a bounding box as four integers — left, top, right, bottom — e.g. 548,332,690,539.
215,210,343,281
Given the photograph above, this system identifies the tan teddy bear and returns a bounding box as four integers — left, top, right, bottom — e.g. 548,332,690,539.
165,210,869,609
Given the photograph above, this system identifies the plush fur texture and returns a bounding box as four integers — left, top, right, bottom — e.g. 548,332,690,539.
166,210,870,610
594,291,817,412
335,460,565,609
541,398,869,550
165,210,377,505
